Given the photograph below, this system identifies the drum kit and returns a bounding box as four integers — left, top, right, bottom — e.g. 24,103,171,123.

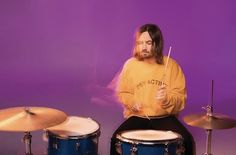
114,109,236,155
114,81,236,155
0,106,100,155
0,81,236,155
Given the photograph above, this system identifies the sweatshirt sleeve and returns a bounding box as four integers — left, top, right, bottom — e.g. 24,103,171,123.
116,61,135,109
165,62,187,114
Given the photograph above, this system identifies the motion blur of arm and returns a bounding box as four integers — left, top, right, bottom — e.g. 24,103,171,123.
116,61,141,114
157,62,186,115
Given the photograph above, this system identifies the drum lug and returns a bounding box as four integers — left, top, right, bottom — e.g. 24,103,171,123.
164,143,170,155
130,145,137,155
42,131,49,142
92,137,98,145
52,142,58,150
176,141,185,155
164,151,170,155
115,141,122,154
76,142,80,151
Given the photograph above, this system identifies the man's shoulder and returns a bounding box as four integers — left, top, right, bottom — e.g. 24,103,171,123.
124,57,138,66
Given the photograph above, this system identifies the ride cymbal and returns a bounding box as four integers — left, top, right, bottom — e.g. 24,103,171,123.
183,113,236,129
0,106,67,132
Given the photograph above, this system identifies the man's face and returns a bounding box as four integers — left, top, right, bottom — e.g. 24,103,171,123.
136,31,154,59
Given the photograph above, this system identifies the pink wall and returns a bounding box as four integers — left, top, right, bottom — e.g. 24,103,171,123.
0,0,236,154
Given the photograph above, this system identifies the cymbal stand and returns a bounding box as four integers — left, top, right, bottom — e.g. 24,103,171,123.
23,132,33,155
203,80,214,155
204,129,212,155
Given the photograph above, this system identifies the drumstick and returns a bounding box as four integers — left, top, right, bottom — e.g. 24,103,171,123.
147,46,172,120
158,46,172,106
144,112,150,120
161,46,172,85
164,46,172,73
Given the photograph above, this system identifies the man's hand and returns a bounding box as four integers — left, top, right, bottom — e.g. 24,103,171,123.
131,103,142,112
157,85,171,109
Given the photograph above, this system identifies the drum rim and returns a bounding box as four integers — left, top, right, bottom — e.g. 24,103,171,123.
116,129,182,145
47,129,100,140
45,116,101,139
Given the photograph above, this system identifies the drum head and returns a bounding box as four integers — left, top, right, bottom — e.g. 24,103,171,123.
46,116,99,138
117,130,181,145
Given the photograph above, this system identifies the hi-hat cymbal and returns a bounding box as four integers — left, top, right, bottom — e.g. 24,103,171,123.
183,113,236,129
0,107,67,132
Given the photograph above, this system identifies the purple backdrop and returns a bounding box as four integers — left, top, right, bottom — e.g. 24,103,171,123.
1,0,236,155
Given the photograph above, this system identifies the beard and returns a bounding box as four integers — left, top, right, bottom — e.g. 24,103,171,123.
137,49,154,60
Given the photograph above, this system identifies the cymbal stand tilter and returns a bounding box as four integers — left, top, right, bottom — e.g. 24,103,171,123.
23,132,33,155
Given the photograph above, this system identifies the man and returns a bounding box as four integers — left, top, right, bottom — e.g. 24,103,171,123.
110,24,195,155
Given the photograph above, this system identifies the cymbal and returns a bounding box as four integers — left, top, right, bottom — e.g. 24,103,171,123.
183,113,236,129
0,107,67,132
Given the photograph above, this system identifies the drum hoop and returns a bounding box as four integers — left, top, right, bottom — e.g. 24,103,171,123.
47,128,100,140
116,130,182,145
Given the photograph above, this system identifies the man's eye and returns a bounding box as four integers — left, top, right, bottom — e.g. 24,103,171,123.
146,41,152,45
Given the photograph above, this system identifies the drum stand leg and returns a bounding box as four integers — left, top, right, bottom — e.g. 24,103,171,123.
203,129,212,155
23,132,33,155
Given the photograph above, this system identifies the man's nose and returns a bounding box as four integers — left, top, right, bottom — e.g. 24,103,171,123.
141,43,147,49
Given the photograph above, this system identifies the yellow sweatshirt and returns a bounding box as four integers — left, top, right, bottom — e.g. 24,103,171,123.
116,57,186,118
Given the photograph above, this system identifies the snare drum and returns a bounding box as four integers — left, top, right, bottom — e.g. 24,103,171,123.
46,116,100,155
116,130,184,155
